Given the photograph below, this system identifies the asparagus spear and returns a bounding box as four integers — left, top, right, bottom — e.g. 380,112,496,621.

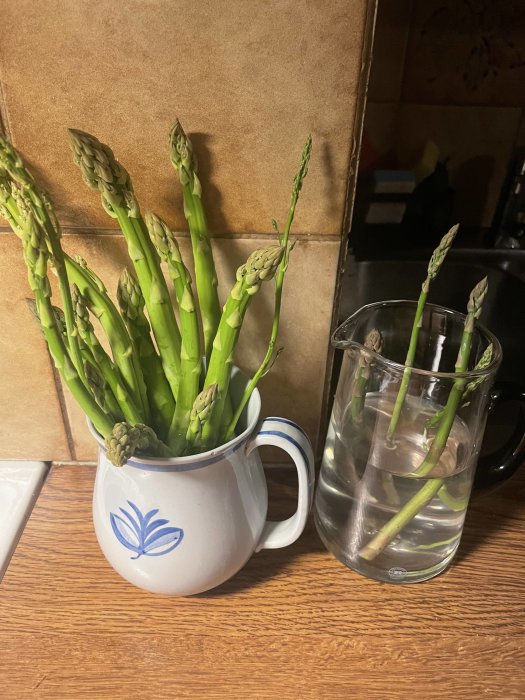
27,296,120,420
386,225,459,442
350,329,401,505
0,136,42,191
18,205,113,437
65,255,149,422
413,276,488,478
0,138,87,388
0,174,23,235
185,384,219,454
360,479,445,562
51,300,121,419
425,343,494,513
426,343,494,431
224,135,312,440
0,157,140,419
146,213,202,452
84,360,122,421
68,129,182,401
105,422,172,467
200,245,284,450
350,329,383,423
117,269,175,438
72,282,143,425
28,298,63,337
33,299,83,355
359,277,489,561
0,162,146,422
328,329,384,492
169,120,221,361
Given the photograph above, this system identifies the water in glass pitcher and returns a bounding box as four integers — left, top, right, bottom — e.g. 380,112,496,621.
315,393,474,583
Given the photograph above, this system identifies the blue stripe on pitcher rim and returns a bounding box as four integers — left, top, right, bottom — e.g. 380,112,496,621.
120,439,245,472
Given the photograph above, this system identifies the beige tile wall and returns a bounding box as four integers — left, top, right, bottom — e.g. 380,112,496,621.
0,234,70,460
0,0,373,462
0,0,365,236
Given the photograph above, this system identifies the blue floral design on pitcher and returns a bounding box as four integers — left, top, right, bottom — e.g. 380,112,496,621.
110,501,184,559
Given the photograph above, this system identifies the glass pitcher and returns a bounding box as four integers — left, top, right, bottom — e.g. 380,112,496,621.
315,300,525,583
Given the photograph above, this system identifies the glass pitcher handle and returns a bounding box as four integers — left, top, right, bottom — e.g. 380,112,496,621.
475,382,525,489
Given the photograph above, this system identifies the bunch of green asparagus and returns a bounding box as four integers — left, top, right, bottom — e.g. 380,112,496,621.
0,123,312,465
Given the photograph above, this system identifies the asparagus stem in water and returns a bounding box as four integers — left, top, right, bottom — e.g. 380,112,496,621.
359,478,444,561
413,276,488,478
350,329,383,423
426,343,494,431
359,277,489,561
429,345,493,511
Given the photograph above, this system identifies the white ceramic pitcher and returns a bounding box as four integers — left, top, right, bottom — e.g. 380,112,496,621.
90,372,314,596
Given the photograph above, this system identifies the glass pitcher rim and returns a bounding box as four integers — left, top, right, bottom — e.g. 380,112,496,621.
333,299,502,380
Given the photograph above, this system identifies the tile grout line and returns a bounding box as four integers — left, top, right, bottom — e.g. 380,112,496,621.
49,354,78,462
0,226,341,242
317,0,378,463
0,77,14,141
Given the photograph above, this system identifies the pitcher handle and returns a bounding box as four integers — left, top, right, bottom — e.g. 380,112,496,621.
475,382,525,488
245,418,315,551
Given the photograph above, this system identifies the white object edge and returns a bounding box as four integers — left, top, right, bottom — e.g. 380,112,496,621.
0,461,50,581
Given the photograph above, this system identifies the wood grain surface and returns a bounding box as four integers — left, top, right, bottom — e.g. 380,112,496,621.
1,464,524,699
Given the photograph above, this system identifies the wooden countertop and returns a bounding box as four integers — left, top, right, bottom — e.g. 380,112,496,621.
1,464,524,699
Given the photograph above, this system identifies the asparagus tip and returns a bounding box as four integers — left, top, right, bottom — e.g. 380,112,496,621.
105,422,162,467
186,384,219,447
145,211,180,261
168,119,196,178
425,224,459,286
467,276,489,320
68,128,132,205
364,328,383,355
292,135,313,198
117,268,144,322
239,245,284,292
